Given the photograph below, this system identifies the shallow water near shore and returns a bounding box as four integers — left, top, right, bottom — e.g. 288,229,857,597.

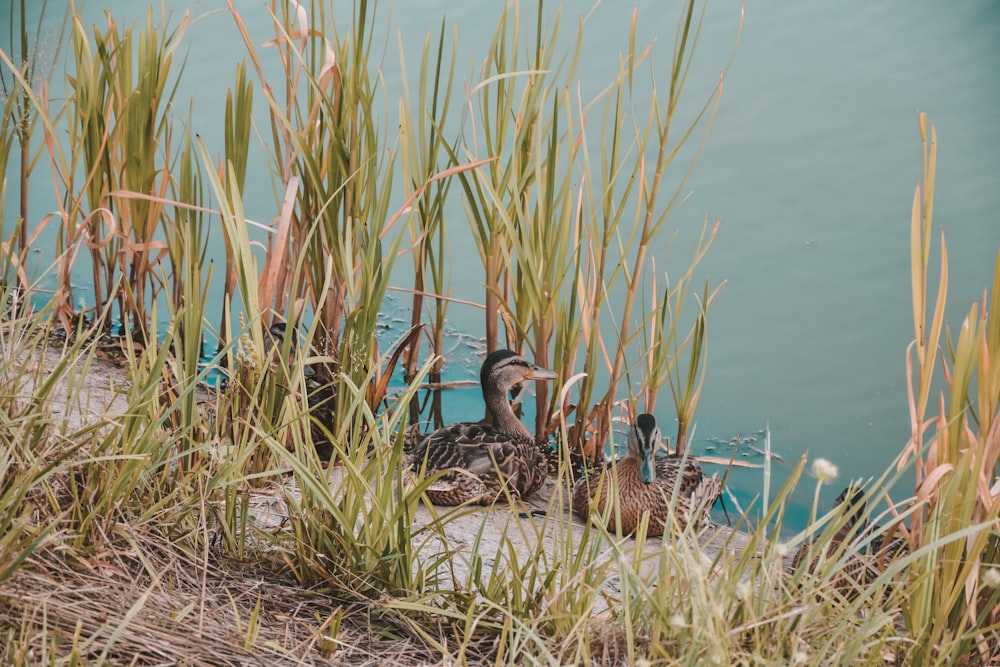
12,1,1000,531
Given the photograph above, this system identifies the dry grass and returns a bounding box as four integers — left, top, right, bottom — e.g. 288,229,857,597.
1,531,453,666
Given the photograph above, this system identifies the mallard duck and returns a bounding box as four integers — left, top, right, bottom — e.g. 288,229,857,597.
408,349,558,506
572,413,721,536
792,484,908,598
263,322,316,378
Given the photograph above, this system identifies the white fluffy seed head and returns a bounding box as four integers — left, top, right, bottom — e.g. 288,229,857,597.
811,458,839,484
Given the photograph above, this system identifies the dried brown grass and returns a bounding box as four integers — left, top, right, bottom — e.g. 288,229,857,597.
0,528,453,666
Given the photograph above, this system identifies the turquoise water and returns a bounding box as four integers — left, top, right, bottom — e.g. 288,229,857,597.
8,1,999,530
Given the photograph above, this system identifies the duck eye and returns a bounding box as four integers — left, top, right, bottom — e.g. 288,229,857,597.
503,359,529,373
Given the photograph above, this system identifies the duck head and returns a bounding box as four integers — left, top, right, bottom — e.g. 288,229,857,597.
627,413,662,484
480,349,557,398
834,483,869,534
265,322,316,378
265,322,296,353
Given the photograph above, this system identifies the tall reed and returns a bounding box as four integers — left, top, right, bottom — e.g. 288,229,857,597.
1,0,68,310
110,9,187,338
0,83,17,291
464,1,586,434
2,0,49,280
449,1,735,459
26,4,189,335
67,5,117,324
899,113,1000,666
398,19,458,426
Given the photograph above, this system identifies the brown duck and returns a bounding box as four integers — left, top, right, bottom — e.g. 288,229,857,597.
408,349,557,506
572,413,721,536
792,484,908,599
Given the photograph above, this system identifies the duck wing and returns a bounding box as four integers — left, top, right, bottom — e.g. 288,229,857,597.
654,454,707,496
411,422,545,498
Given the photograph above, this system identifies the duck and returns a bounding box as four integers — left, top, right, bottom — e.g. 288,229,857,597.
408,349,558,506
792,484,908,598
572,413,721,536
263,322,317,378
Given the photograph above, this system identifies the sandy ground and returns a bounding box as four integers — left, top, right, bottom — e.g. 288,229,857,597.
26,343,754,607
246,470,753,611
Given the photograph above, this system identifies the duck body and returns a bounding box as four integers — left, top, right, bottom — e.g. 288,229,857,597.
792,484,908,599
408,349,557,506
572,414,721,536
792,486,877,597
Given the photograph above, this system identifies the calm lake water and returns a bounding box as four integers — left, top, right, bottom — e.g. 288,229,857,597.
10,1,1000,530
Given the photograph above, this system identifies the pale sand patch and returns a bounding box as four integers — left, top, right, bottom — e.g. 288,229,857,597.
27,343,754,610
248,469,753,613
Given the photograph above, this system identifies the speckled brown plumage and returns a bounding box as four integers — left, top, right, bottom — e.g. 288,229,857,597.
408,349,557,506
792,485,908,599
572,414,721,536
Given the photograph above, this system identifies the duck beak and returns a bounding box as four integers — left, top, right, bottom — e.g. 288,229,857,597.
525,365,557,381
639,450,655,484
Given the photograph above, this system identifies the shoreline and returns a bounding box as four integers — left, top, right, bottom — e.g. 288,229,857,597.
17,339,756,594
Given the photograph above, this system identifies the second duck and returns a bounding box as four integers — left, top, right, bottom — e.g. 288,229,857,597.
573,413,721,537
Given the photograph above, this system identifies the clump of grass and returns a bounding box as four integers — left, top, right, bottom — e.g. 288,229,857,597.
896,113,1000,665
0,311,72,585
446,1,737,461
275,349,445,598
